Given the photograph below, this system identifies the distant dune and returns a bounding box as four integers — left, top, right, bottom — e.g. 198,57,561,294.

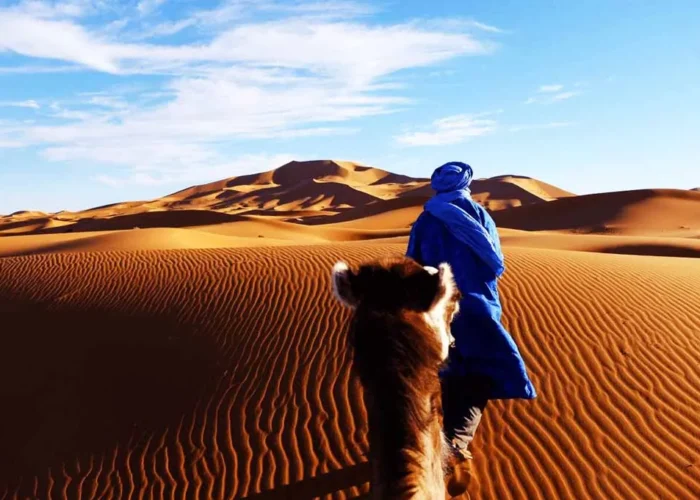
470,174,575,210
500,229,700,258
0,227,292,258
0,160,579,238
492,188,700,237
1,160,699,499
7,210,48,219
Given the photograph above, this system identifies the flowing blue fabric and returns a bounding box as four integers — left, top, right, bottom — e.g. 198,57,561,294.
425,162,504,276
407,162,536,401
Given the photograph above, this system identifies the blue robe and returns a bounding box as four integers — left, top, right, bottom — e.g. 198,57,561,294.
407,195,537,400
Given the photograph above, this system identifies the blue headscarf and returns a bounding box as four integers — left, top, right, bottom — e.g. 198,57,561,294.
430,161,473,193
424,162,505,277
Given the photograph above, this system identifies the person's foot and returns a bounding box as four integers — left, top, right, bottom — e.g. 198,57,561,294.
446,448,473,498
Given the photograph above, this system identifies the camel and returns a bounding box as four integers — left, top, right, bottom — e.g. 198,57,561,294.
332,256,462,499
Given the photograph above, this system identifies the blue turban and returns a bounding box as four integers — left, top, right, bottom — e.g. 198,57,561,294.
431,161,474,193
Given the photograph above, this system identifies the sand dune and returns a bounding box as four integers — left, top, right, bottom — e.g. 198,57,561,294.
394,174,574,208
499,230,700,258
0,244,698,499
0,227,289,257
0,216,74,235
487,175,575,200
299,196,427,228
0,221,409,258
6,210,48,219
196,216,408,243
157,160,406,213
9,222,698,260
0,160,580,238
211,180,382,212
2,160,699,499
493,188,700,236
470,175,575,210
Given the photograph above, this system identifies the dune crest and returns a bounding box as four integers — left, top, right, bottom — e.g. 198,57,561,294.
1,160,579,238
493,188,700,237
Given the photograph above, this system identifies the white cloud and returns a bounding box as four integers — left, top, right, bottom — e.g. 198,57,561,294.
0,140,27,148
0,0,501,183
87,95,129,109
203,21,489,85
551,91,580,101
130,19,195,40
423,17,505,35
525,84,583,104
508,121,574,132
137,0,167,16
0,64,82,74
0,12,489,81
262,1,377,18
0,13,121,72
395,114,497,146
191,0,376,27
466,20,505,33
7,0,95,19
538,84,563,93
0,99,40,109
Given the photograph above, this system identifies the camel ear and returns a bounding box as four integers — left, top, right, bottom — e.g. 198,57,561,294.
332,261,358,308
423,265,439,275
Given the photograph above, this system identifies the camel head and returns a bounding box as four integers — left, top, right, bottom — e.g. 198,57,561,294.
332,257,461,360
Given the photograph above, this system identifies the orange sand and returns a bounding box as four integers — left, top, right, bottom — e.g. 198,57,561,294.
1,160,699,499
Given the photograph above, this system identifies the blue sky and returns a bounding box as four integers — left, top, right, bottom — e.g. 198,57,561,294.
1,0,699,214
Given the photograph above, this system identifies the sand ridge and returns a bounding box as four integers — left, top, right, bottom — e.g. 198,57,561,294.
0,245,698,499
0,160,582,238
492,188,700,237
2,160,699,499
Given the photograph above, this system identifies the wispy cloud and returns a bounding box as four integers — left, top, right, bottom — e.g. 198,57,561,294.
0,64,83,74
550,91,580,102
5,0,95,19
261,1,378,18
467,20,506,33
0,99,40,109
525,83,584,104
395,113,497,146
0,12,122,72
0,12,491,79
508,121,574,132
137,0,167,16
538,84,563,93
0,0,501,184
426,17,506,35
128,19,196,40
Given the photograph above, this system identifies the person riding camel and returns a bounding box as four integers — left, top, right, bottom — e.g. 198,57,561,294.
406,161,537,497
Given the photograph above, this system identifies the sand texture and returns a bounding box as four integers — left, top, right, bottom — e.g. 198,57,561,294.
1,160,699,499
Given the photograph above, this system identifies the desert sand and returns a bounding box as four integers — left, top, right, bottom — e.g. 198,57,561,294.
1,160,699,499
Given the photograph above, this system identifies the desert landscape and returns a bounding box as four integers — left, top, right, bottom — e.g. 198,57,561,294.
1,159,699,499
